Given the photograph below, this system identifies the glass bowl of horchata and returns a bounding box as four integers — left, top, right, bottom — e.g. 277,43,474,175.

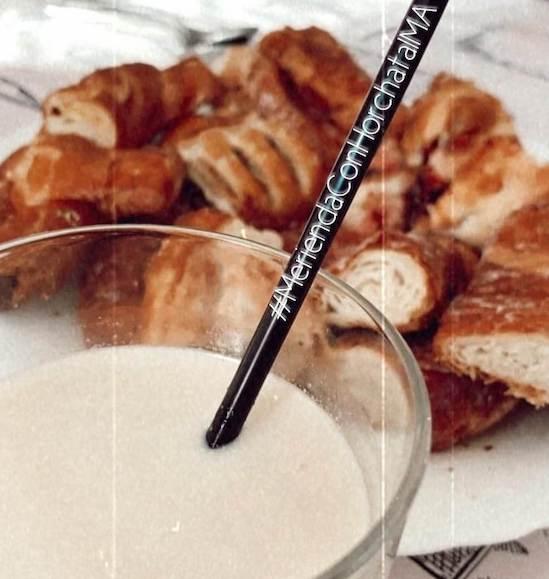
0,224,429,579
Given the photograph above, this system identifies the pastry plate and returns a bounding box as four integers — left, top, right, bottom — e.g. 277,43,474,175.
1,1,548,557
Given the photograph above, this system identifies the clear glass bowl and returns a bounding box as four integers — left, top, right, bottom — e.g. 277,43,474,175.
0,225,430,578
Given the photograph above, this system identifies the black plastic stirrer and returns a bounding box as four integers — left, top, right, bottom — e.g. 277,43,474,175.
207,0,449,448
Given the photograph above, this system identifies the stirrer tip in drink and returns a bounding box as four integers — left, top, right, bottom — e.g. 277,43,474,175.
206,412,241,448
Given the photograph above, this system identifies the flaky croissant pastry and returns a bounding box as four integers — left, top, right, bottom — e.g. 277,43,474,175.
327,231,477,332
409,333,519,451
435,202,549,405
43,58,222,148
2,134,185,219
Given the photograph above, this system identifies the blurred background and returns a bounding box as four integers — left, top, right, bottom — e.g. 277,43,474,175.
1,0,548,159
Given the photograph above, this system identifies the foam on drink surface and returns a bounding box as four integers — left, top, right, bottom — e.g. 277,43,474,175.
0,346,370,578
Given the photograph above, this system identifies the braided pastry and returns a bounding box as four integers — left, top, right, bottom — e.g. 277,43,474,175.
170,31,375,229
258,27,408,172
168,111,327,229
195,28,410,229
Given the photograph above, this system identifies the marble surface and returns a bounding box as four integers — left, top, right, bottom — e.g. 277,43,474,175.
1,0,548,158
0,1,548,577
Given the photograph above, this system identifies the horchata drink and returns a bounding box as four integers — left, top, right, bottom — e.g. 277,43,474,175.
0,346,373,578
0,226,429,579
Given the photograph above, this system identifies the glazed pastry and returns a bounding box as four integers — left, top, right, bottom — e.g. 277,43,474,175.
170,41,336,229
402,74,515,182
258,26,372,134
434,203,549,405
327,231,478,332
418,137,549,246
3,135,185,219
78,236,161,347
140,208,325,382
483,202,549,275
204,28,412,231
43,58,222,148
409,333,519,451
78,208,281,348
0,165,102,307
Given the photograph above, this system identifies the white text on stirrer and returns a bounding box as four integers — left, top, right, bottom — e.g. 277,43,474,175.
269,4,438,322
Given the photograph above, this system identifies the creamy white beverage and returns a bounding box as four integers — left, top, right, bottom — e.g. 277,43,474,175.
0,346,370,578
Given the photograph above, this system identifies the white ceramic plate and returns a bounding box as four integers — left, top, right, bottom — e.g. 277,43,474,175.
400,406,549,555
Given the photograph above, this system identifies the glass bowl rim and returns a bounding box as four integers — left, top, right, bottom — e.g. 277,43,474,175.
0,223,431,578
